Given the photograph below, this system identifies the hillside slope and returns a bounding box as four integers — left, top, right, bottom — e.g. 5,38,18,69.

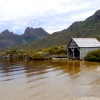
20,10,100,49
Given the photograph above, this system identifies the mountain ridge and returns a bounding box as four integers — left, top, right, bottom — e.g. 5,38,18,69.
19,9,100,49
1,10,100,49
0,27,49,48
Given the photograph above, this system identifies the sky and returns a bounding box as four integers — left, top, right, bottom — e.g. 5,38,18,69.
0,0,100,34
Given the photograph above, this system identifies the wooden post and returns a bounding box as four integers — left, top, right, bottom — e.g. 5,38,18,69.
67,50,68,59
71,48,75,59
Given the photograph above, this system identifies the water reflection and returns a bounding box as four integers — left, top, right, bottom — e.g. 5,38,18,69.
0,59,26,82
0,59,100,80
0,59,100,100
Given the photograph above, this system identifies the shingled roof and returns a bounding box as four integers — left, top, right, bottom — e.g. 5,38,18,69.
72,38,100,47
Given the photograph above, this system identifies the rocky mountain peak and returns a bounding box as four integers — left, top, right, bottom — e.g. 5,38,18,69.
23,27,49,37
24,27,34,36
0,29,14,36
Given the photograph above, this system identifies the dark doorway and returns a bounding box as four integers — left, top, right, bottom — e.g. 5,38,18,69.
74,48,80,59
67,48,80,59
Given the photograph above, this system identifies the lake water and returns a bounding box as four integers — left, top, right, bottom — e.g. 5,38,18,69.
0,59,100,100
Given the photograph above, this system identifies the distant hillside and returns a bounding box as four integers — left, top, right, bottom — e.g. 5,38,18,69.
20,10,100,49
0,30,24,48
0,27,49,48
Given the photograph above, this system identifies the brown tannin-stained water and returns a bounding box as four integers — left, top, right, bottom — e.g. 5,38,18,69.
0,59,100,100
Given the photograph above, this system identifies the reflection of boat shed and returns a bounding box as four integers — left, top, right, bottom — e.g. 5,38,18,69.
67,38,100,60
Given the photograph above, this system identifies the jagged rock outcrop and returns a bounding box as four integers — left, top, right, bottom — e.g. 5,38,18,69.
23,27,49,42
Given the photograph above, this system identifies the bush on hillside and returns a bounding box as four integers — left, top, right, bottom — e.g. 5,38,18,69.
30,53,45,60
85,49,100,61
48,46,67,55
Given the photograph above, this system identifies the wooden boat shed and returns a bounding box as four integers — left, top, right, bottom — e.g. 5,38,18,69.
67,38,100,60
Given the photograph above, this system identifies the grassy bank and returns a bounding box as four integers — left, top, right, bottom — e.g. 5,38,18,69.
0,45,67,60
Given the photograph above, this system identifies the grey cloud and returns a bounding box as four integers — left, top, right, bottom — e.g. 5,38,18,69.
0,0,100,34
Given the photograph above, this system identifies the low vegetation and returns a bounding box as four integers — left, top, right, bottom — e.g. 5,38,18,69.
0,45,67,60
85,49,100,61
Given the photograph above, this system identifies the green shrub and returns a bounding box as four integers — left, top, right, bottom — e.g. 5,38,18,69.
48,46,67,55
31,53,45,60
48,47,58,55
85,49,100,61
56,48,67,55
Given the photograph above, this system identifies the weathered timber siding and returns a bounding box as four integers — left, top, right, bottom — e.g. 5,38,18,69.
68,40,78,48
80,47,100,60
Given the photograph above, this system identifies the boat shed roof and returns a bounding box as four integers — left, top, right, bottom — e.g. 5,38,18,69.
72,38,100,47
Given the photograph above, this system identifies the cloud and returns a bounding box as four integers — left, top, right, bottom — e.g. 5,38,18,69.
0,0,100,34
